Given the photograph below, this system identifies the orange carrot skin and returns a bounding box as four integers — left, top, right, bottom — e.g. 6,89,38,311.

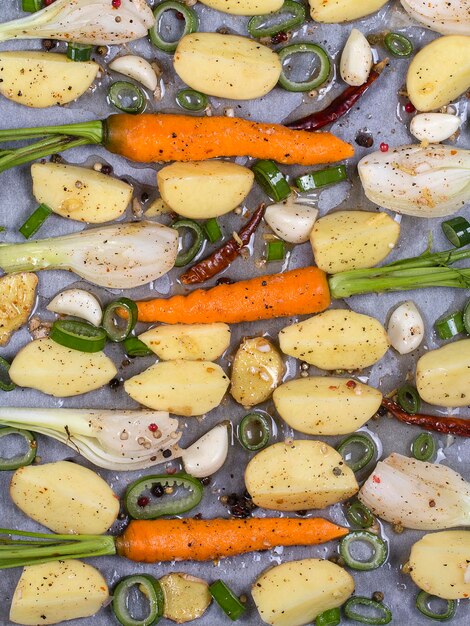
105,114,354,166
136,267,331,324
116,518,348,563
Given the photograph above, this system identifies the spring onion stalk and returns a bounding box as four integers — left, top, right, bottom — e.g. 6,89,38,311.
0,221,178,289
0,407,182,471
358,453,470,530
400,0,470,36
0,0,155,45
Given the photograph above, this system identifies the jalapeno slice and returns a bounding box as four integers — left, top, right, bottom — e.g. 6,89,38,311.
102,298,138,342
112,574,164,626
337,433,377,472
172,219,205,267
50,319,108,353
0,357,16,392
0,428,36,471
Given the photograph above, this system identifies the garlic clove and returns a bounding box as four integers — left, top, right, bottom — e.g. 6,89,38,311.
47,289,103,326
340,29,373,87
265,199,318,243
387,301,424,355
410,113,461,143
182,422,229,477
109,55,158,91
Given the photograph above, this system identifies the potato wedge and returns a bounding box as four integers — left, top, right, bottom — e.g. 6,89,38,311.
9,560,108,625
174,33,281,100
231,337,284,407
139,323,231,361
199,0,283,15
310,210,400,273
10,461,119,535
158,161,254,219
0,272,37,346
252,559,354,626
409,531,470,599
245,440,358,511
273,376,382,435
159,573,211,623
309,0,389,22
0,52,98,108
416,339,470,407
31,163,133,223
279,310,390,370
9,338,117,397
407,36,470,111
124,360,230,416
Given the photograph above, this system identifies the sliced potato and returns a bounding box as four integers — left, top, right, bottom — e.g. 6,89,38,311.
273,376,382,435
279,310,390,370
416,339,470,407
310,210,400,273
409,531,470,599
0,272,37,346
252,559,355,626
139,323,231,361
309,0,389,22
31,163,133,223
199,0,283,15
245,440,358,511
10,461,119,535
0,52,99,108
9,560,108,625
159,573,211,623
230,337,284,408
407,36,470,111
124,360,230,416
9,338,117,397
174,33,281,100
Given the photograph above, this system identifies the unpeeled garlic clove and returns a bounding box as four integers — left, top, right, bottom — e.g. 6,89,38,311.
265,199,318,243
47,289,103,326
181,422,229,477
387,301,424,355
410,113,461,143
109,55,158,91
340,29,373,87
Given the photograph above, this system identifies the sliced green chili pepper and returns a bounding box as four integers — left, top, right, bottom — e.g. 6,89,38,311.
112,574,164,626
315,607,340,626
346,500,374,529
149,0,199,53
435,311,465,340
125,473,203,520
102,298,138,343
239,413,271,451
278,43,330,92
252,160,291,202
205,218,223,244
0,428,36,471
397,383,421,414
19,204,52,239
442,216,470,248
340,531,388,571
66,43,93,62
108,81,146,114
266,240,285,262
296,165,347,192
22,0,43,12
123,336,153,357
463,299,470,335
384,32,413,58
0,357,16,392
344,597,392,624
209,580,246,621
337,434,376,472
172,219,205,267
176,88,208,112
416,591,456,621
411,433,436,462
248,1,306,38
50,319,107,353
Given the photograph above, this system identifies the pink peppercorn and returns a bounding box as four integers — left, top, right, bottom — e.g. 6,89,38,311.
405,102,416,113
380,142,389,153
148,423,158,432
112,0,121,8
346,380,357,389
137,496,149,507
44,0,56,5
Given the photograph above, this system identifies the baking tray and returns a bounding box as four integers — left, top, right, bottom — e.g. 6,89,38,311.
0,1,469,624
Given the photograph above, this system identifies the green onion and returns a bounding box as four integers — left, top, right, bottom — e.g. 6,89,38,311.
278,43,330,92
266,240,285,262
384,32,413,58
340,531,387,571
463,299,470,335
22,0,43,12
0,357,16,392
50,319,107,353
416,591,456,621
125,473,203,519
397,384,421,414
343,597,392,625
252,160,291,202
149,0,199,53
315,607,340,626
205,218,223,243
19,204,52,239
112,574,164,626
296,165,347,192
176,88,208,112
209,580,246,621
108,81,146,114
0,428,36,471
102,298,138,343
411,433,436,462
239,413,271,451
346,500,374,529
172,219,205,267
442,217,470,248
435,310,465,340
337,434,376,472
66,43,93,62
123,337,153,358
248,1,306,38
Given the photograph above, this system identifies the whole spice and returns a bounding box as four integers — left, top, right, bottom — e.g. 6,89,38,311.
382,398,470,437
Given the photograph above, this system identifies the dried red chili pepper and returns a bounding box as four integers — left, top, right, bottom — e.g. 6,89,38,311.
286,59,388,132
382,397,470,437
180,204,266,285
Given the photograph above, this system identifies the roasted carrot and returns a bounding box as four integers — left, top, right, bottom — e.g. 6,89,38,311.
116,517,348,563
136,267,331,324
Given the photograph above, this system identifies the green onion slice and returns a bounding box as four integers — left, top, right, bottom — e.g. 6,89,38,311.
397,383,421,414
204,218,223,244
108,81,146,114
278,43,330,92
266,240,285,262
337,434,376,472
19,204,52,239
102,298,138,343
172,219,205,267
149,0,199,53
343,597,392,624
384,32,413,58
176,88,208,112
112,574,164,626
340,531,388,571
239,413,271,451
22,0,43,12
442,216,470,248
125,473,203,519
416,591,456,621
252,160,291,202
435,310,465,340
0,357,16,392
463,299,470,335
209,580,246,621
411,432,436,462
66,43,93,62
0,428,36,471
123,337,153,358
50,319,107,353
296,165,347,192
346,500,374,529
315,607,341,626
248,1,306,38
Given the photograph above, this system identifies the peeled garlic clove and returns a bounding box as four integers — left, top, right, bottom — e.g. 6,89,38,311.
265,200,318,243
387,301,424,355
410,113,461,143
340,29,373,87
109,55,158,91
181,422,229,477
47,289,103,326
400,0,470,36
